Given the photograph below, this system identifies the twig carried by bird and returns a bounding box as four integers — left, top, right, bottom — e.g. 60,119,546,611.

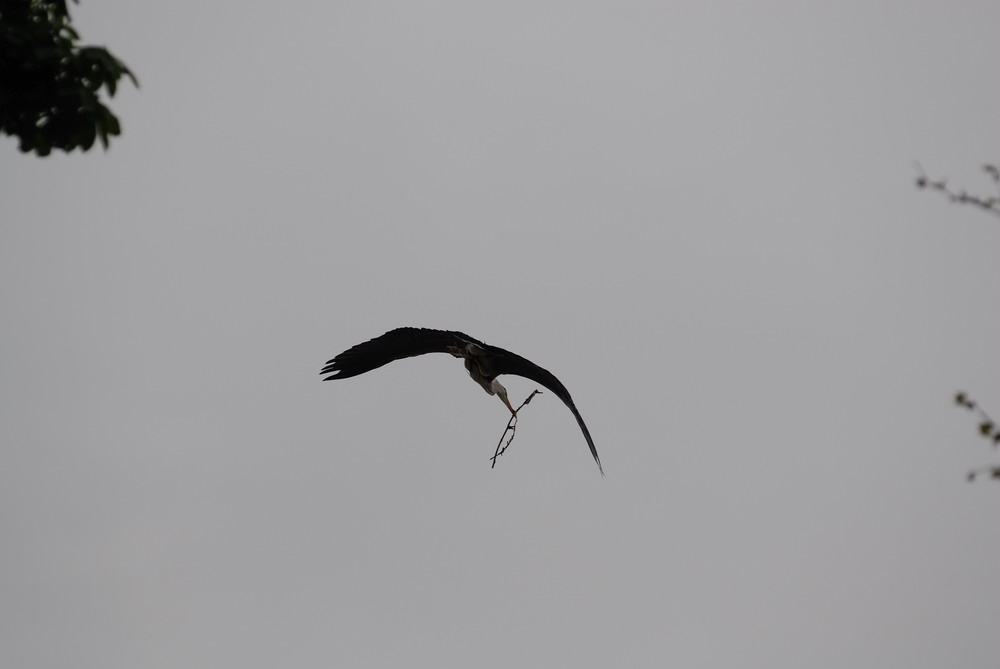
491,389,542,468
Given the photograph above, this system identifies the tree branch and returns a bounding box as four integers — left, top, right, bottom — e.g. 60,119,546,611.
914,163,1000,219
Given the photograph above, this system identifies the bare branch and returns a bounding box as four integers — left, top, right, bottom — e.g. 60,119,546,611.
490,389,542,469
915,163,1000,219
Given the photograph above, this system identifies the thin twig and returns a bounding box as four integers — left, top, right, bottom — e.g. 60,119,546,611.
914,162,1000,219
490,389,542,469
955,392,1000,483
955,392,999,446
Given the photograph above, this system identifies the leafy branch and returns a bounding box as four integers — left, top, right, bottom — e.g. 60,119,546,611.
1,0,138,155
955,392,1000,482
914,163,1000,219
490,389,542,469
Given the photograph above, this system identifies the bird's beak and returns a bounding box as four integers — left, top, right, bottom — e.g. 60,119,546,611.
493,380,517,415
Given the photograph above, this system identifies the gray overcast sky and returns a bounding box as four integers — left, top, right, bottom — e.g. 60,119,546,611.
2,1,999,667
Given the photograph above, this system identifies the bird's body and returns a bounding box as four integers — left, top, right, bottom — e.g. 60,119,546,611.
321,327,603,475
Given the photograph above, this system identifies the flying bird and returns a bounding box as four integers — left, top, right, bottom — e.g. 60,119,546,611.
320,327,603,475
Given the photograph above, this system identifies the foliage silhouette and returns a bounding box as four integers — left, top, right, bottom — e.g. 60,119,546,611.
1,0,136,155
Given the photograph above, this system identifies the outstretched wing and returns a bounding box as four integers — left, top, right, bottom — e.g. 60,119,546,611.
320,327,482,380
489,346,604,476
